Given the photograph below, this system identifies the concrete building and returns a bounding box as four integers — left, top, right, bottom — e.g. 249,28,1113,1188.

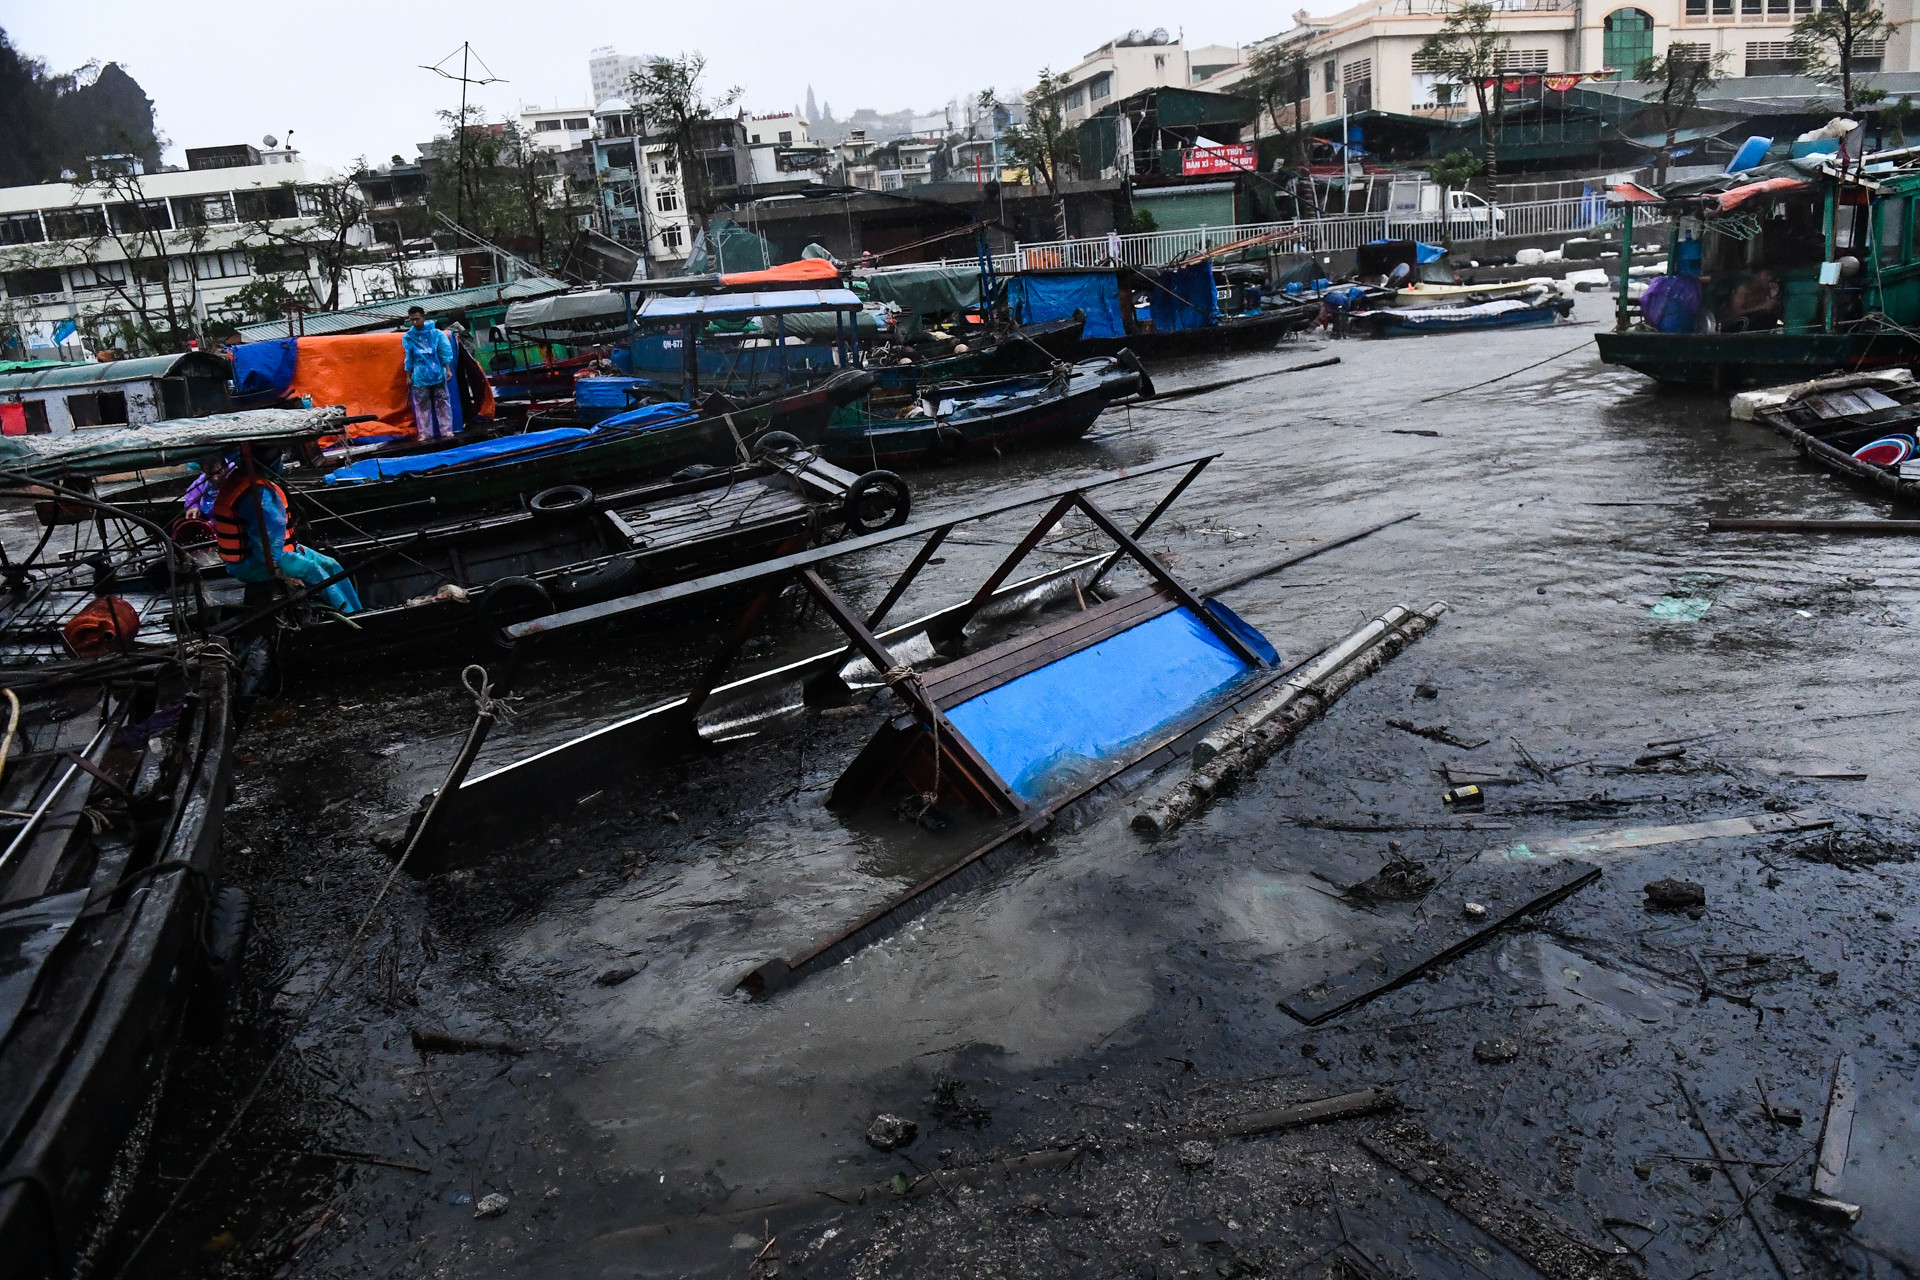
1050,30,1249,128
589,48,648,109
520,105,597,153
744,113,832,185
0,148,379,355
590,99,695,271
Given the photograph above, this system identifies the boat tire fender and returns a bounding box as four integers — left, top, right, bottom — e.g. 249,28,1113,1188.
755,431,805,459
529,484,595,517
843,470,912,534
1117,348,1156,399
933,424,966,459
479,576,555,649
186,885,252,1044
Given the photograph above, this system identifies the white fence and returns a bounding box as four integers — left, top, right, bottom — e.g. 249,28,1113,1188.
885,195,1665,278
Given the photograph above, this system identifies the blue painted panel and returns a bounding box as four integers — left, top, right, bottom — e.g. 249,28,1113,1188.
944,605,1262,803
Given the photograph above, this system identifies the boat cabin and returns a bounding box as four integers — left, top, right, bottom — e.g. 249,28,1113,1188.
0,351,231,436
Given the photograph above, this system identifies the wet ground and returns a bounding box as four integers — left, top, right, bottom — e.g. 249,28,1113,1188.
96,290,1920,1279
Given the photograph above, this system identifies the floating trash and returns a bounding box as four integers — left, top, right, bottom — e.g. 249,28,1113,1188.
1650,596,1712,621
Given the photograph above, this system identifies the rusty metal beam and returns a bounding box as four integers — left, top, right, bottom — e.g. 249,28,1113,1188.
1071,492,1264,668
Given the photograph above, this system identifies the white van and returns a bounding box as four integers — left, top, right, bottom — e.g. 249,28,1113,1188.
1385,177,1507,235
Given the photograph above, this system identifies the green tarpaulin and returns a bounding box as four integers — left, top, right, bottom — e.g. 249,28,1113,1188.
862,265,982,334
0,407,344,480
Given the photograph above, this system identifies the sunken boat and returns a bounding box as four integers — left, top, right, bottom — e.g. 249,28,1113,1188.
1745,369,1920,503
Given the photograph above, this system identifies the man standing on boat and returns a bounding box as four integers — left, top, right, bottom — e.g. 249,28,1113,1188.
403,305,459,442
212,450,363,614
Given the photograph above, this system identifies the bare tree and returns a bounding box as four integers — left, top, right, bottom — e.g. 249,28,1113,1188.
1794,0,1897,113
1005,69,1079,196
235,175,368,311
1637,46,1730,183
628,53,742,229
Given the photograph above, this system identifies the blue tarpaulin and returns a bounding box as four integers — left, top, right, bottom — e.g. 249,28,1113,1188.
1149,263,1219,333
323,427,596,484
1362,240,1446,263
597,401,697,431
1005,273,1128,340
944,601,1273,802
231,338,299,400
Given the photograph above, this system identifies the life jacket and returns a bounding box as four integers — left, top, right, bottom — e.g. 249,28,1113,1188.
211,477,296,566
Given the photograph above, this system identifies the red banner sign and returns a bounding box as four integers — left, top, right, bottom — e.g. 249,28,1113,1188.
1182,144,1254,176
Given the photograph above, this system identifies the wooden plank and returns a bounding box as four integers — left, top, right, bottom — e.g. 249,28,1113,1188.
1361,1118,1627,1280
1493,809,1831,861
1814,1054,1857,1199
1278,857,1602,1025
1709,518,1920,534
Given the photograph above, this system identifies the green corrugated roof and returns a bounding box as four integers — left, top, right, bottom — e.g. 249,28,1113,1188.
0,352,227,393
232,276,572,341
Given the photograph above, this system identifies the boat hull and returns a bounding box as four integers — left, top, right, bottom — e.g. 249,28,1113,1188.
1594,330,1920,389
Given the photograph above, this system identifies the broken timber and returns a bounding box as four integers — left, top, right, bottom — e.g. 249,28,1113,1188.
1487,810,1831,861
1709,517,1920,535
1361,1118,1634,1280
1278,856,1602,1025
1779,1053,1861,1225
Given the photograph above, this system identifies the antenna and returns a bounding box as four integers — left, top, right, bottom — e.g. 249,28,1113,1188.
422,43,507,230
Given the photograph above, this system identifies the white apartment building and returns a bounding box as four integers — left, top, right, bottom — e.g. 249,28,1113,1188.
0,151,381,352
590,99,693,268
1052,30,1249,126
520,105,596,153
590,49,650,109
744,113,832,185
1224,0,1915,130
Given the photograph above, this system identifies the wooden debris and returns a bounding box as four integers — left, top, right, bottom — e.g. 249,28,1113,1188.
1360,1118,1632,1280
1278,858,1601,1025
1813,1054,1858,1203
1708,517,1920,535
408,1028,524,1056
1677,1080,1803,1278
1387,719,1490,749
1491,809,1831,861
1198,1084,1400,1141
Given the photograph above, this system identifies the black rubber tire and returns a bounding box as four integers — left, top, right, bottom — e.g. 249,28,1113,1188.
932,424,966,460
552,556,644,604
754,430,805,459
478,576,554,649
843,470,912,534
529,484,594,517
1117,348,1156,399
184,886,252,1045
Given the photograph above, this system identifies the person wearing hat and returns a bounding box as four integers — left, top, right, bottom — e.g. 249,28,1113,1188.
403,305,458,441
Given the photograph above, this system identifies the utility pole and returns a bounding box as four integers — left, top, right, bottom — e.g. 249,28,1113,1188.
422,43,506,235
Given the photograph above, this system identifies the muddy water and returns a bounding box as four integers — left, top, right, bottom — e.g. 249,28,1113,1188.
103,291,1920,1279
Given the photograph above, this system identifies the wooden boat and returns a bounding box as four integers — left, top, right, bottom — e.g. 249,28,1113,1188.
820,355,1149,469
1749,371,1920,503
245,449,911,664
1000,266,1317,362
1385,279,1554,309
1351,293,1574,337
1594,151,1920,389
0,412,334,1274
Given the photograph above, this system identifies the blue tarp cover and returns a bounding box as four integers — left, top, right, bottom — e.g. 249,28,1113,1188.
231,338,298,400
323,427,595,484
1149,263,1219,333
1006,274,1128,340
597,401,697,430
944,601,1272,802
1362,240,1446,264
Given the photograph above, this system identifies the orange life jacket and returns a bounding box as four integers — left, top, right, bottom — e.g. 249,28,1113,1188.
210,477,296,565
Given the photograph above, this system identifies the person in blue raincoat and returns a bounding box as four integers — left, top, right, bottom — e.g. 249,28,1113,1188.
211,450,363,613
402,305,459,441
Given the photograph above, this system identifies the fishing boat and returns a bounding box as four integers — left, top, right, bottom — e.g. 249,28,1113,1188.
1349,291,1575,337
253,447,912,664
1746,370,1920,503
1000,266,1317,360
1594,146,1920,389
821,355,1150,469
0,410,336,1274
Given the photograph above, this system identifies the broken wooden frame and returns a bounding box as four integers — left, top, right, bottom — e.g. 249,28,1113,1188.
411,453,1230,866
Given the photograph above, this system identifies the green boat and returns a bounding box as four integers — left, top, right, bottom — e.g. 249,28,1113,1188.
1594,149,1920,389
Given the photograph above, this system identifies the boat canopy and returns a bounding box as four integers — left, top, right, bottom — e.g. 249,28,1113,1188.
502,290,629,334
861,265,983,333
0,406,344,480
1004,272,1128,340
0,351,228,394
634,288,864,321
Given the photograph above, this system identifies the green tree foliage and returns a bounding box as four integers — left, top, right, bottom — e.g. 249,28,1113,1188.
1427,148,1484,244
1417,4,1509,190
1004,69,1079,196
1245,42,1315,172
1793,0,1898,112
426,110,576,270
0,29,161,185
628,53,743,228
1636,45,1730,182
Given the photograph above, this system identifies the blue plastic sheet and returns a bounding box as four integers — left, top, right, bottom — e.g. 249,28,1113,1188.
1006,274,1128,340
944,603,1270,802
1149,263,1220,333
597,401,697,431
1363,240,1446,264
323,427,596,484
231,338,299,400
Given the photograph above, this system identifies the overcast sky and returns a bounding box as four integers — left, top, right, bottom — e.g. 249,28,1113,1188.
7,1,1332,171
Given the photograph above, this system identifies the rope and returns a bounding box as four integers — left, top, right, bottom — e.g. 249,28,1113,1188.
881,665,943,816
0,690,18,790
110,665,506,1280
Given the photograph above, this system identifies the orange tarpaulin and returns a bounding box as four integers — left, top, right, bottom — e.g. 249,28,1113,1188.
718,258,841,289
285,334,494,441
1716,176,1810,211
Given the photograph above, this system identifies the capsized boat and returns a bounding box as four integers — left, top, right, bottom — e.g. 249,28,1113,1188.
820,355,1149,469
0,411,338,1273
1594,148,1920,389
1745,369,1920,503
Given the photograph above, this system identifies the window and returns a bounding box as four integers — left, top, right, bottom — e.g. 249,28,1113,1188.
778,130,793,144
1686,0,1708,15
565,118,590,130
107,200,171,234
1604,10,1655,74
170,193,234,227
1324,58,1337,93
1496,49,1551,71
70,261,129,291
1090,73,1113,101
43,206,106,241
196,251,250,279
1065,86,1085,109
661,225,684,252
0,211,45,245
656,187,681,212
1853,37,1887,72
751,134,762,144
1343,59,1373,113
251,245,308,274
1881,195,1905,263
1670,41,1713,63
233,186,299,222
1745,39,1807,74
131,257,175,285
67,390,127,428
17,401,49,434
536,119,563,131
3,267,63,297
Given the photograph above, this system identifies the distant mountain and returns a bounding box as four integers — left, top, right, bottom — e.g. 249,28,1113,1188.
0,28,162,186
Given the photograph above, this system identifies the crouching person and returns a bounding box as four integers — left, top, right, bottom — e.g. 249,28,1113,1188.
212,449,363,614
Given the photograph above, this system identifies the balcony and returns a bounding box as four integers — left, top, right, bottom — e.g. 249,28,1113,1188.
1392,0,1576,12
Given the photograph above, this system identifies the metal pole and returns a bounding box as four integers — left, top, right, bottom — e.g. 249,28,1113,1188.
776,312,789,389
457,42,469,232
1615,202,1633,332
